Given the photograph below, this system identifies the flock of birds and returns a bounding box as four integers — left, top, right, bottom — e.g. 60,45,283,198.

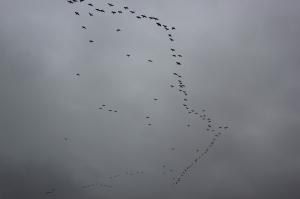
45,0,230,196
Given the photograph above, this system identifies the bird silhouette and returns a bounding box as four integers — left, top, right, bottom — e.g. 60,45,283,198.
75,11,80,15
107,3,114,6
88,3,93,6
89,12,93,16
95,8,102,12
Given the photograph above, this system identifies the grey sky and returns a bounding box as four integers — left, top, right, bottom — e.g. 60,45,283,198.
0,0,300,198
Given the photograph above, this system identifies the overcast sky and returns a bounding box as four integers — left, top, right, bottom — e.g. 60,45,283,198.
0,0,300,199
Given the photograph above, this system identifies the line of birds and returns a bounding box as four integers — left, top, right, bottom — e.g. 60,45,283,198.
62,0,230,189
44,182,112,195
108,170,145,180
82,183,112,189
172,130,228,185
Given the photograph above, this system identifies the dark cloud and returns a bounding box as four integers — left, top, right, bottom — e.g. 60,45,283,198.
0,0,299,198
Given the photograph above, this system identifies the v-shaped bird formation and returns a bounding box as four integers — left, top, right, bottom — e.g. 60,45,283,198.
51,0,231,194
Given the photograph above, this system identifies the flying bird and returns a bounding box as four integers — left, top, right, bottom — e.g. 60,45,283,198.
89,40,94,43
89,12,93,16
75,11,80,15
124,6,129,10
82,26,87,29
116,28,121,32
95,8,105,12
88,3,93,6
107,3,114,6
